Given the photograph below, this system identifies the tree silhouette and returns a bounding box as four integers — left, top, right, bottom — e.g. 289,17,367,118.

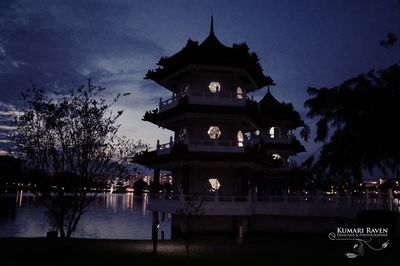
14,79,147,238
133,178,148,195
380,33,397,48
0,155,22,190
304,64,400,182
176,198,205,255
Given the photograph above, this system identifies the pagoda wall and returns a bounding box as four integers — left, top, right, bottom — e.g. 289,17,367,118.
171,165,249,195
175,119,242,143
179,72,237,97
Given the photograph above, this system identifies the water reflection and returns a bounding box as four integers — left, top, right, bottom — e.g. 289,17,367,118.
126,192,133,210
0,195,16,222
0,192,170,239
143,194,148,216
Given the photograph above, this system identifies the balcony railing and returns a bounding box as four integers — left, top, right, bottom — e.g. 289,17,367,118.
159,91,249,112
159,95,179,112
184,138,245,153
148,191,399,218
156,137,174,155
250,133,296,145
188,93,246,107
265,136,293,144
156,137,247,155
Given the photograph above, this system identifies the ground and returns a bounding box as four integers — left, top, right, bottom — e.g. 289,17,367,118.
0,235,398,266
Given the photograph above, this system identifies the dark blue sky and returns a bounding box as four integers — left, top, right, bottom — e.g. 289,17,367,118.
1,0,399,162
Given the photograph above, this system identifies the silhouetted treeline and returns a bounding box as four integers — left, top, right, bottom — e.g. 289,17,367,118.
303,64,400,182
0,155,24,190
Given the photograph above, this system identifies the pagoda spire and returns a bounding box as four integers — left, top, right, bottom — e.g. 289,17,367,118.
210,16,215,36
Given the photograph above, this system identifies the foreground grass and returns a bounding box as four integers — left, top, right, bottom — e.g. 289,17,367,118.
0,235,398,266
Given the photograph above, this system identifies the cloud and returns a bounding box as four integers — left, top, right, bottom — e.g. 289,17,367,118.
0,100,17,152
0,101,17,110
0,0,170,151
0,125,15,131
0,111,22,116
0,0,165,100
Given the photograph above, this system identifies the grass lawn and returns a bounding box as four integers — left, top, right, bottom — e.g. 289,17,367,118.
0,235,398,266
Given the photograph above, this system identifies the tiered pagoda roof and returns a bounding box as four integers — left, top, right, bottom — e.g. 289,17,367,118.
133,143,276,169
145,17,275,92
258,91,304,128
142,91,304,130
143,96,259,127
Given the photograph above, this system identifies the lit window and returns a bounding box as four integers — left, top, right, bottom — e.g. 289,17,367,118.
208,81,221,93
207,126,221,139
208,178,220,192
237,130,244,147
179,128,187,141
236,87,243,99
272,154,281,160
269,126,280,138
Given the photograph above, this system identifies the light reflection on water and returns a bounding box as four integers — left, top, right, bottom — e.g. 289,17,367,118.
0,192,170,240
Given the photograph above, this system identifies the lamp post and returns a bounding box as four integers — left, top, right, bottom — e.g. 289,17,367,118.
152,168,161,253
152,218,160,253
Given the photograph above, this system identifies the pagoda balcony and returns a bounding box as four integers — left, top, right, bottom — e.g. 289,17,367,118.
156,140,174,155
148,192,399,218
185,138,245,153
259,134,296,144
159,95,180,112
159,93,248,113
156,138,246,155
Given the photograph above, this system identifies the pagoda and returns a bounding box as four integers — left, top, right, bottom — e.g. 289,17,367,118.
133,17,305,237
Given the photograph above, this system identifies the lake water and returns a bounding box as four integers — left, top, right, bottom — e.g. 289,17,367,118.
0,191,171,239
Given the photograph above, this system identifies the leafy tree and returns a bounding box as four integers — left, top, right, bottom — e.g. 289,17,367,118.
133,178,148,195
176,199,205,255
303,64,400,183
14,79,147,238
380,33,397,48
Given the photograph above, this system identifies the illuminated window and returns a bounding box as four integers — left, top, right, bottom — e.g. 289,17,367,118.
237,130,244,147
208,178,221,192
207,126,221,139
272,153,281,160
236,87,243,99
179,128,187,141
208,81,221,93
269,126,280,138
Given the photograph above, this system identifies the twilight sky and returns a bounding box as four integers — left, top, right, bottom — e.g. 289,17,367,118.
1,0,399,163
